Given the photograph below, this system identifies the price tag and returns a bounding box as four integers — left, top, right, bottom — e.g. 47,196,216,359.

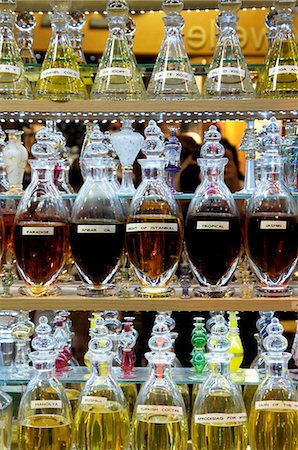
31,400,62,409
196,221,230,231
22,227,54,236
195,412,247,424
269,66,298,76
255,401,298,411
99,67,131,77
40,68,80,79
137,405,183,417
126,223,178,233
0,64,21,75
81,396,108,406
154,71,193,82
77,225,116,234
208,67,245,79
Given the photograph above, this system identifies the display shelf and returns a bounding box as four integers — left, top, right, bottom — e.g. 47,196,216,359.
0,99,297,122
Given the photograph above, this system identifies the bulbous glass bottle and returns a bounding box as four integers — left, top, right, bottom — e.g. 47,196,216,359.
185,126,242,297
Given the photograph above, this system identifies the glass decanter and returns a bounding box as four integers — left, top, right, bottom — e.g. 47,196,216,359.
36,0,87,101
203,0,255,99
15,11,37,65
237,120,258,194
0,385,12,450
258,0,298,98
164,125,182,193
11,310,34,377
185,125,242,297
147,0,199,100
244,117,298,297
283,123,298,190
249,318,298,450
190,317,207,377
126,120,183,297
132,318,188,450
110,119,144,196
18,316,72,450
74,318,130,450
91,0,145,100
4,129,28,194
227,311,243,373
13,127,68,297
70,131,125,296
192,315,248,450
0,0,32,98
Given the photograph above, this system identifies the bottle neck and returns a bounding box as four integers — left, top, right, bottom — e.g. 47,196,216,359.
31,351,57,379
51,11,68,34
264,352,290,378
30,161,56,184
140,159,166,181
206,353,232,377
260,156,285,183
91,355,113,378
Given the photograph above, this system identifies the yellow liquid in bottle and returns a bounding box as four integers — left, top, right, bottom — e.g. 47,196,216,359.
65,388,80,417
243,385,257,418
178,384,190,414
19,414,72,450
132,413,188,450
74,402,130,450
120,383,138,417
192,422,248,450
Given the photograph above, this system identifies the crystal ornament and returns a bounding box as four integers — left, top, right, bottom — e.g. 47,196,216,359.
91,0,145,100
147,0,199,99
164,125,182,193
203,1,255,99
237,120,258,194
15,11,37,65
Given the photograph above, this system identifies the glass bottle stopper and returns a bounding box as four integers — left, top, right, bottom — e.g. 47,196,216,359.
260,117,282,156
31,316,55,352
218,0,241,13
256,311,275,332
206,311,226,332
149,316,172,352
125,16,136,47
200,125,225,159
265,10,278,48
69,10,86,32
106,0,129,21
142,120,165,159
31,127,59,160
88,317,113,355
156,311,176,332
263,317,288,354
84,124,106,158
207,315,231,353
15,11,36,33
240,121,259,158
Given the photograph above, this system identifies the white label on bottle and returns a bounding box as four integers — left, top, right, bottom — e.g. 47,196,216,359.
0,64,21,75
40,68,80,79
269,66,298,76
260,220,287,230
77,225,116,234
22,227,54,236
99,67,131,77
137,405,183,417
126,223,178,233
195,413,247,424
81,396,108,406
207,67,245,79
154,71,193,82
255,401,298,411
31,400,62,409
196,221,230,231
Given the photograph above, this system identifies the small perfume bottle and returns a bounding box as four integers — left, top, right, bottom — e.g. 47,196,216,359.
164,125,182,193
120,318,137,378
237,121,258,194
4,129,28,194
227,311,244,373
191,317,207,376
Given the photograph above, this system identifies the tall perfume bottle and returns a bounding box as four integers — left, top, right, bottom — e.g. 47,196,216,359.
4,129,28,194
15,11,37,65
70,128,125,296
0,0,32,98
244,117,298,297
147,0,199,100
249,318,298,450
74,318,130,450
227,311,244,373
164,125,182,193
185,125,242,297
36,0,87,101
203,0,255,99
18,317,72,450
190,317,207,376
126,120,183,297
132,318,188,450
0,385,12,450
192,315,248,450
258,0,298,98
13,127,68,297
91,0,145,100
237,121,258,194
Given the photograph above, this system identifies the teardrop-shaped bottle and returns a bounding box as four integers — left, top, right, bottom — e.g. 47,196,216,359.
249,318,298,450
185,125,242,297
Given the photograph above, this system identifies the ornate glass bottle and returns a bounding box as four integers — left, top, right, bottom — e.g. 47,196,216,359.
126,120,183,297
4,129,28,194
190,317,207,376
192,315,248,450
227,311,243,373
283,123,298,190
249,318,298,450
147,0,199,100
185,125,242,297
237,120,258,194
164,125,182,193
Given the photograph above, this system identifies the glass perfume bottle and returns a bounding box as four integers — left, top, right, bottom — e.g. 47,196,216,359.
237,120,258,194
15,11,37,65
203,0,255,99
0,386,12,450
110,119,144,196
80,124,104,181
244,117,298,297
11,310,34,377
258,0,298,98
0,310,17,373
0,0,32,98
192,315,248,450
91,0,145,100
164,125,182,193
190,317,207,376
185,125,242,297
227,311,243,373
132,318,188,450
147,0,199,100
13,127,68,297
74,318,130,450
120,319,137,378
36,0,87,101
126,120,183,297
70,130,125,296
283,123,298,190
4,129,28,194
18,316,72,450
249,318,298,450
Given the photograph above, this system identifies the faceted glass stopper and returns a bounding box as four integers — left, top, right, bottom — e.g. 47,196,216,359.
125,17,136,38
149,316,172,352
68,11,86,31
200,125,225,158
264,318,288,353
32,316,55,351
265,10,278,30
208,315,231,352
15,11,36,31
88,318,113,354
142,120,165,159
260,117,283,152
31,127,59,160
107,0,129,17
84,125,109,159
162,0,184,14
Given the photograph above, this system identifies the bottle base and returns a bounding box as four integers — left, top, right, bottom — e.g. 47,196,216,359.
255,285,294,297
19,285,61,297
135,286,174,298
193,285,235,298
77,283,116,297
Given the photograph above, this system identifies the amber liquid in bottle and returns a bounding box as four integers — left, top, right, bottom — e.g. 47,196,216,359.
2,211,14,258
245,214,298,278
185,215,241,284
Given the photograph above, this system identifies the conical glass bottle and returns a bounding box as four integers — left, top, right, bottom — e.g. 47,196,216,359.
203,0,255,99
244,117,298,297
13,127,68,297
91,0,145,100
132,317,188,450
70,129,125,296
258,0,298,98
126,120,183,297
147,0,199,100
36,0,87,101
15,11,37,65
0,0,32,98
249,318,298,450
0,386,12,450
3,130,28,195
192,315,248,450
185,125,242,297
74,318,130,450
